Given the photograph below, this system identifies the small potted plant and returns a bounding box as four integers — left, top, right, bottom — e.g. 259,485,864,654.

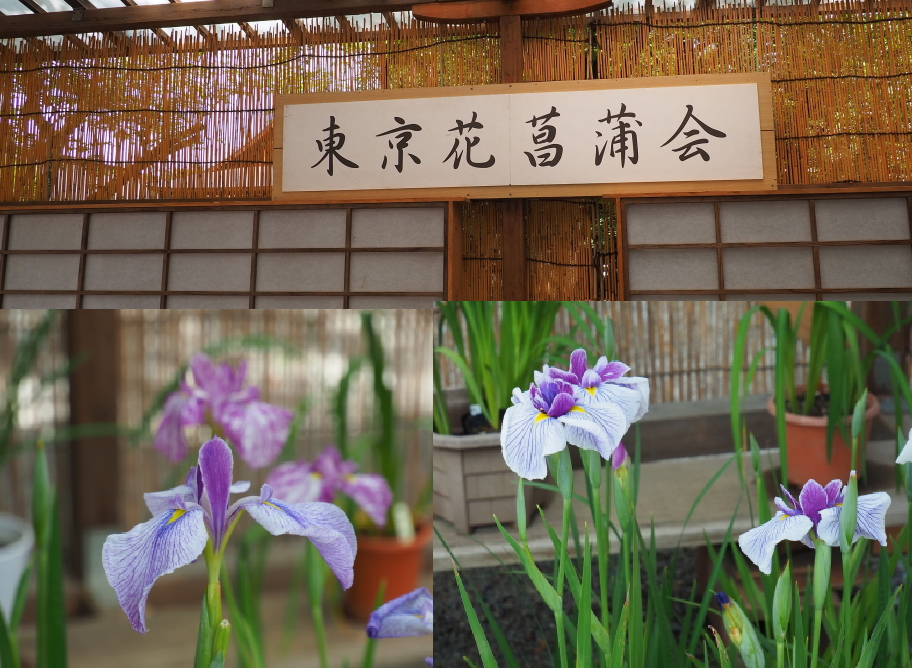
733,301,909,487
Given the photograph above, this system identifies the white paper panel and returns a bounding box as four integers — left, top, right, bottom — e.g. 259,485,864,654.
822,293,912,301
734,293,818,300
254,296,345,308
283,83,763,192
88,212,167,249
819,246,912,288
5,255,80,290
719,200,812,243
84,255,163,291
256,253,345,291
722,247,815,289
167,254,251,291
348,296,436,308
633,294,717,301
351,208,445,247
166,295,250,308
349,252,443,292
9,214,83,250
815,198,909,241
258,209,347,248
626,203,715,245
2,294,77,308
82,295,162,308
171,211,254,249
627,249,718,290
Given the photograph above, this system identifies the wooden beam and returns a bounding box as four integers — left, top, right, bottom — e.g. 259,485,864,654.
15,0,93,49
502,198,527,300
0,0,461,38
413,0,611,22
121,0,174,46
382,10,398,27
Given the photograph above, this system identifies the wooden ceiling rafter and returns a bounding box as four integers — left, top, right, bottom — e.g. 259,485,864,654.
16,0,93,50
121,0,175,46
168,0,220,46
0,0,436,38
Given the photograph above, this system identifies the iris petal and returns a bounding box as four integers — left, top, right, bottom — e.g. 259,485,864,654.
102,507,208,633
500,403,566,480
153,393,196,463
561,401,627,460
798,479,829,524
590,383,643,424
243,494,357,589
855,492,891,545
897,428,912,464
266,460,326,504
220,401,293,469
366,587,433,638
738,512,814,575
611,376,650,422
143,485,194,516
199,437,234,550
341,473,393,528
569,349,588,382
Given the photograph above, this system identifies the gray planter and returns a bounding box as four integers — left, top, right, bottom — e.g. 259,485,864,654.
0,513,33,619
433,431,555,533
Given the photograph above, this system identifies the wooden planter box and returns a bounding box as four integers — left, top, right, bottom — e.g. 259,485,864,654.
433,431,554,533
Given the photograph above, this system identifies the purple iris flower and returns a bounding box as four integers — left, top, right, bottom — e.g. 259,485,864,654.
544,349,649,424
367,586,432,667
501,375,627,480
154,353,293,469
611,442,629,470
103,437,356,633
266,445,393,527
738,474,890,574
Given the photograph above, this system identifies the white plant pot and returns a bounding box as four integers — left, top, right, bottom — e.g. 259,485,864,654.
0,513,34,619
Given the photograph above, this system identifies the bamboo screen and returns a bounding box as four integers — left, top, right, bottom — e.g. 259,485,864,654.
2,2,912,204
117,308,432,530
436,301,810,405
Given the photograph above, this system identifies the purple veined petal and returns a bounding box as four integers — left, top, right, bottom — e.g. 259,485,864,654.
579,369,602,391
854,492,891,545
780,484,800,510
569,349,587,383
562,401,627,461
533,368,547,387
189,353,219,395
774,496,800,515
547,392,576,418
591,383,642,424
609,376,649,422
366,587,433,638
546,366,579,385
611,442,628,470
242,491,357,589
153,393,194,463
798,480,829,524
816,505,841,546
897,429,912,464
596,358,631,381
266,461,326,505
144,485,195,516
510,387,525,406
199,437,234,550
102,506,209,633
738,512,814,575
341,473,393,527
823,480,844,506
500,402,566,480
220,401,293,470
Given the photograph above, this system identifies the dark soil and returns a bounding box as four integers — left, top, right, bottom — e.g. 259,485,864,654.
784,391,831,417
434,549,700,668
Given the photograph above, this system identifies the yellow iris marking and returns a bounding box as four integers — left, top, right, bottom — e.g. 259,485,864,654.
168,509,186,524
534,412,549,423
263,501,281,510
586,387,596,396
311,472,323,479
778,514,790,521
570,406,586,414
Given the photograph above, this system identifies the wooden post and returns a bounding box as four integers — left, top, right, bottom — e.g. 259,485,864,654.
67,310,120,579
502,198,528,300
447,200,464,299
499,14,527,300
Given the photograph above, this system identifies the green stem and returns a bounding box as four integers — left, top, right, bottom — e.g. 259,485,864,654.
555,497,571,668
307,542,329,668
776,638,784,668
810,608,823,668
589,471,609,668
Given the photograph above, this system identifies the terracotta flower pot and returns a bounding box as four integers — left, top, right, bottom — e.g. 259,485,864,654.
767,388,879,486
343,522,431,621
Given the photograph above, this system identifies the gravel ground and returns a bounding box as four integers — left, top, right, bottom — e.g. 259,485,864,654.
434,549,699,668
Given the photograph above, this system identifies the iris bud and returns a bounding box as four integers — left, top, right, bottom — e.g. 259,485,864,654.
716,591,765,668
772,561,792,639
812,537,832,613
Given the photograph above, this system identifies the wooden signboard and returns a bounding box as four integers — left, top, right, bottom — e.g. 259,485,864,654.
274,73,776,202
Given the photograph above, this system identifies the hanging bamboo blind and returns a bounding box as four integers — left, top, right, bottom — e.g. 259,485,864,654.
1,2,911,204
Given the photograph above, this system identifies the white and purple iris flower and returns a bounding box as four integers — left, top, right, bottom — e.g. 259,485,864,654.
266,444,393,527
366,587,433,666
895,428,912,464
544,349,650,424
155,353,293,469
738,475,890,575
500,348,648,480
103,437,356,633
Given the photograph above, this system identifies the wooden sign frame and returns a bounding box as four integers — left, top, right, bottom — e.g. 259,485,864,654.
273,73,776,202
